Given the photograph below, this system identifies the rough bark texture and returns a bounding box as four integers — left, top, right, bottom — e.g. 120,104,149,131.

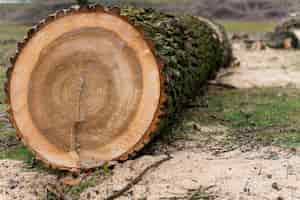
6,5,232,170
76,0,90,6
196,16,232,68
122,7,231,130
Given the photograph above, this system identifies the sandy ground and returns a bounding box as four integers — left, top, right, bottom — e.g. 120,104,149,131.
0,146,299,200
0,160,56,200
1,43,300,200
80,147,300,200
213,43,300,88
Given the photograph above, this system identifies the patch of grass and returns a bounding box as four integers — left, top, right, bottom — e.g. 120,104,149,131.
273,132,300,148
0,57,31,161
0,23,28,41
45,168,110,200
65,175,99,200
218,20,276,33
202,87,300,129
0,146,33,160
44,169,110,200
171,86,300,149
0,43,16,66
186,186,216,200
0,67,8,103
0,66,17,152
0,23,28,66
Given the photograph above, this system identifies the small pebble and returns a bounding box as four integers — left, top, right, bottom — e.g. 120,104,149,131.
272,182,281,191
267,174,272,179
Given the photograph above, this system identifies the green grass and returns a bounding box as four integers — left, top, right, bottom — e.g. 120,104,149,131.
0,23,28,66
205,87,300,128
218,20,276,33
65,175,99,200
0,67,7,102
46,168,110,200
0,23,28,41
171,86,300,149
0,23,32,162
187,186,216,200
0,146,33,160
273,132,300,148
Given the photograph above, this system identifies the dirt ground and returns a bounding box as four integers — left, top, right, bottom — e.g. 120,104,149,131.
80,147,300,200
214,42,300,88
1,43,300,200
1,137,300,200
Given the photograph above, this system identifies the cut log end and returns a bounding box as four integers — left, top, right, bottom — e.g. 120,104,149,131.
7,9,162,170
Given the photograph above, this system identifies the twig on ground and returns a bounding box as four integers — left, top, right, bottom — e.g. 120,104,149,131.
208,81,237,89
187,185,216,200
208,114,232,125
235,124,291,134
105,154,173,200
160,185,217,200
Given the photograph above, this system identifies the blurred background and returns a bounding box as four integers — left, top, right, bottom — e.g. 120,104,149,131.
0,0,296,63
0,0,298,24
0,0,295,68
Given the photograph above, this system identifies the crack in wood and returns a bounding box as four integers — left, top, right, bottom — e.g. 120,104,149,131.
70,70,87,164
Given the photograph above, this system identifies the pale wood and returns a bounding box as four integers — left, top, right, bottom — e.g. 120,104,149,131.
9,12,161,170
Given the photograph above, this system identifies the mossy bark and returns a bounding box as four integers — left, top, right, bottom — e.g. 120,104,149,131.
122,7,231,133
76,0,89,5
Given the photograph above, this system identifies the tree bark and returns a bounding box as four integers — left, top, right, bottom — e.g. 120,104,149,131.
76,0,89,6
121,7,232,134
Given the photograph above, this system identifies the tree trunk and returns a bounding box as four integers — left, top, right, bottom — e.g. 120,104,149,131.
6,5,232,171
76,0,89,5
265,31,298,49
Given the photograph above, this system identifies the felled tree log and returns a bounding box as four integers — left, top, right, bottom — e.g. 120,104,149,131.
264,31,298,49
275,17,300,33
6,5,232,171
271,17,300,48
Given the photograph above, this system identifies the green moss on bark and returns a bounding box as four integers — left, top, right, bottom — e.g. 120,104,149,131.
121,8,231,133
